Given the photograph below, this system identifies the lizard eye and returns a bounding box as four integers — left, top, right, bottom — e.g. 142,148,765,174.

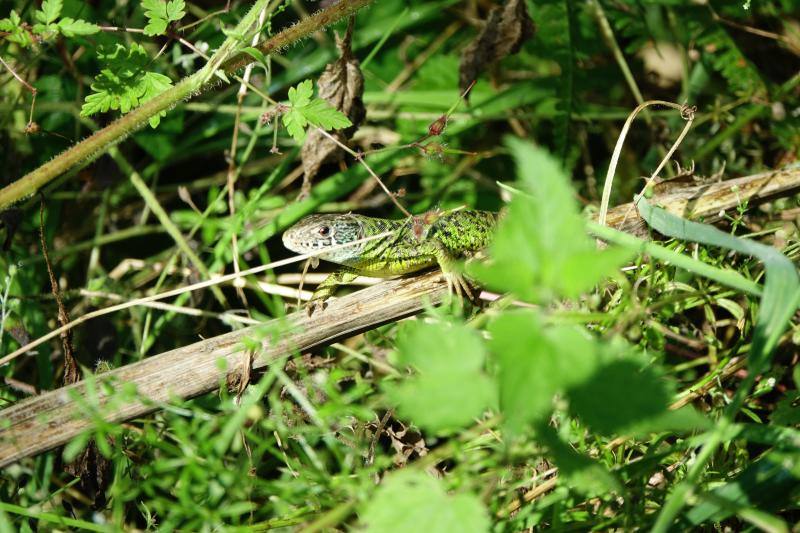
318,226,330,237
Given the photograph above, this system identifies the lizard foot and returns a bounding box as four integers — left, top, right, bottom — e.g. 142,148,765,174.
442,271,476,303
306,298,328,316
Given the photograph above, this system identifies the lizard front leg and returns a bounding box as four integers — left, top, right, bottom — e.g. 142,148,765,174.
429,240,475,301
307,267,360,315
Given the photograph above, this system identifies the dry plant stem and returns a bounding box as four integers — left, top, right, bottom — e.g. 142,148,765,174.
0,271,448,467
0,0,376,210
314,127,412,216
709,6,795,45
0,230,393,367
598,100,693,227
0,54,38,125
80,289,261,326
600,166,800,237
227,6,271,306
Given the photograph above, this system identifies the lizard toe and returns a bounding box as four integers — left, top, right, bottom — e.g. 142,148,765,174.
306,298,328,316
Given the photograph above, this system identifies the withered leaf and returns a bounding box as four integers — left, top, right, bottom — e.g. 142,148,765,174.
64,440,113,509
301,18,366,195
459,0,536,95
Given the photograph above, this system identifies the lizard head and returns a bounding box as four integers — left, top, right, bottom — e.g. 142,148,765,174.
282,214,366,263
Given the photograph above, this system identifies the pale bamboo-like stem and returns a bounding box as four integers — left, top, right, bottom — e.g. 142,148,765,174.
0,271,448,467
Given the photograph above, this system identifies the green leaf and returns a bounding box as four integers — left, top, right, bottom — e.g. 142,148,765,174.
282,79,352,142
32,22,59,36
282,108,308,143
471,138,632,302
489,310,598,434
140,72,173,128
384,320,495,433
240,46,266,65
165,0,186,21
490,309,706,436
301,98,352,130
81,43,173,129
35,0,62,25
57,18,100,37
288,79,313,107
142,0,185,36
360,470,490,533
143,17,168,36
566,358,704,436
0,11,34,47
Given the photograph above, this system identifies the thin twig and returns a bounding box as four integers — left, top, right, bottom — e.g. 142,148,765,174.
314,127,412,217
598,100,695,227
0,54,37,127
226,6,271,307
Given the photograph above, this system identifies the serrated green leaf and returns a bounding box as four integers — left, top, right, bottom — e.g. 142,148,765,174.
490,309,706,436
470,138,631,302
384,320,495,434
282,108,308,143
143,17,168,37
489,310,598,434
165,0,186,22
81,43,172,129
141,0,162,10
10,10,21,25
35,0,62,25
301,98,352,130
57,18,100,37
360,470,490,533
32,22,59,36
283,79,352,142
288,79,313,108
142,0,184,36
1,11,34,47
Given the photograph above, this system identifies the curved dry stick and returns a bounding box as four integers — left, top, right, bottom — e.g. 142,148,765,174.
0,271,448,467
598,100,694,227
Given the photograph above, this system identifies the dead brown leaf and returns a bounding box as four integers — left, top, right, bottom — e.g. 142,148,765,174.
301,18,366,196
459,0,536,95
64,440,113,508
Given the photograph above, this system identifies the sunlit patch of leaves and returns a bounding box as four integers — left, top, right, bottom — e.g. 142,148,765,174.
283,79,352,143
0,0,98,47
142,0,186,36
80,43,173,128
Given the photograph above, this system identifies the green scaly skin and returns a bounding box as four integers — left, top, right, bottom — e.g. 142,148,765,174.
282,209,498,313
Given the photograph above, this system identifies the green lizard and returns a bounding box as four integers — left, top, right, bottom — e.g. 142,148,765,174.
282,209,498,313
